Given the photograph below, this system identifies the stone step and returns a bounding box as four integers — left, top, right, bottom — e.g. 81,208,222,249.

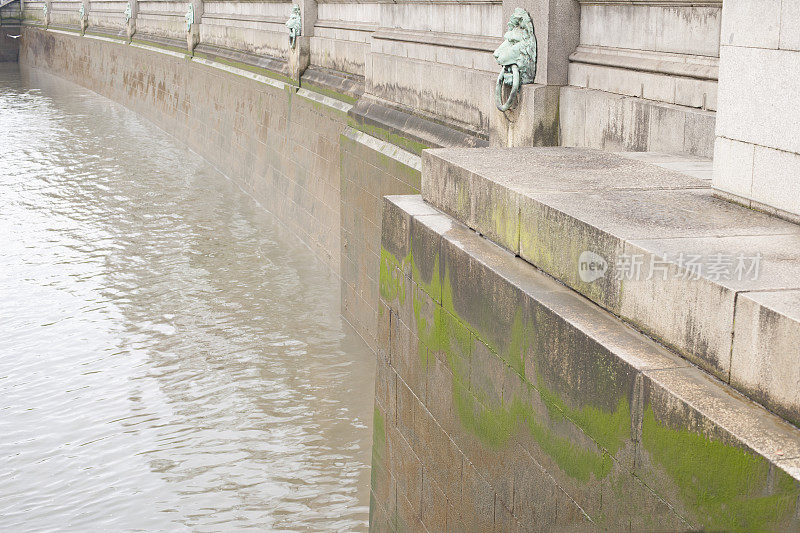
377,194,800,530
421,147,800,428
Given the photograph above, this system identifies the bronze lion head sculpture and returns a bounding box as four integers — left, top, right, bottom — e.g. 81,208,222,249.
493,8,537,110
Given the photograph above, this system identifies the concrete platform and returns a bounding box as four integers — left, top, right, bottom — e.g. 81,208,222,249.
375,194,800,531
421,147,800,428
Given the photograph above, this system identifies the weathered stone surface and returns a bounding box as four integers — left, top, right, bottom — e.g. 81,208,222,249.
379,193,800,531
348,95,486,156
301,65,363,102
581,3,720,57
616,151,713,182
750,145,800,218
559,86,716,158
640,365,800,531
730,290,800,428
623,233,800,378
424,147,703,198
342,135,422,352
489,83,559,148
712,136,754,201
423,147,800,413
714,4,800,220
720,0,781,50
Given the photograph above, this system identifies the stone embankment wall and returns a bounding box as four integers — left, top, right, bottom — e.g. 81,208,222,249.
373,192,800,531
16,0,800,529
0,0,21,60
19,26,422,351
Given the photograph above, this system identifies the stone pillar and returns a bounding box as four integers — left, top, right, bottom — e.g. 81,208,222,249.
286,0,316,83
125,0,137,41
79,0,88,35
490,0,580,147
713,0,800,222
43,0,51,27
186,0,203,53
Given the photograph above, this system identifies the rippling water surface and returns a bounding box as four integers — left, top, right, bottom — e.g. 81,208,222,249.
0,64,374,532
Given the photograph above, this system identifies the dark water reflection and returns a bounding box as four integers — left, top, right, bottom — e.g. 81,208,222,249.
0,64,374,532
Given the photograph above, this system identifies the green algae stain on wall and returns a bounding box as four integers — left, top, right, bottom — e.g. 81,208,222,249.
642,407,800,532
379,247,408,305
379,242,630,481
372,407,386,462
379,227,800,529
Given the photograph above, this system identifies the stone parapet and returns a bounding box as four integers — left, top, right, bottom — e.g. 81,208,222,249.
198,0,291,59
135,0,186,41
86,0,126,35
47,0,81,30
374,192,800,531
17,0,728,154
559,85,716,158
422,146,800,429
558,0,720,155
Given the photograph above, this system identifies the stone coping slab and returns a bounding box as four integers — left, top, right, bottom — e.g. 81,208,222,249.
421,146,800,428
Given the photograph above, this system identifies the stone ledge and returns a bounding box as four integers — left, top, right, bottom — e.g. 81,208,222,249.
83,26,127,41
421,146,800,427
372,27,501,53
193,42,291,83
132,32,188,54
570,44,719,81
348,95,487,157
381,193,800,530
300,65,363,104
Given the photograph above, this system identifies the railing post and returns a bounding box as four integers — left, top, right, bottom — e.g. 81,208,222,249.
124,0,137,41
286,0,315,83
79,0,88,34
186,0,202,53
43,0,51,27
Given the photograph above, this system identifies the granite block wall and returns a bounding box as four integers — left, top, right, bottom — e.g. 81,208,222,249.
560,0,720,157
374,194,800,532
340,129,421,352
20,27,345,274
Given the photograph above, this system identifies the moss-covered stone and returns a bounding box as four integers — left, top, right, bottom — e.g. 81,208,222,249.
378,196,800,530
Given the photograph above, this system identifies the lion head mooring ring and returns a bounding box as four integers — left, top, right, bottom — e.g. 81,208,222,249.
286,5,301,50
185,3,194,32
492,8,537,112
495,64,520,112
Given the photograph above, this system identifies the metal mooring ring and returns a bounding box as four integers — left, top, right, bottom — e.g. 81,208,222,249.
495,64,520,112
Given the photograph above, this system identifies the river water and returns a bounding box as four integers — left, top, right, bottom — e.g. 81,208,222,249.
0,64,375,532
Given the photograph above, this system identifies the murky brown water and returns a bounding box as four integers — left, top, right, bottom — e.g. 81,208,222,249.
0,64,374,532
